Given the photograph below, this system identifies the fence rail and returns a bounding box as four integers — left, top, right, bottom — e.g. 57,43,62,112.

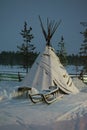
70,74,87,83
0,71,26,81
0,71,87,83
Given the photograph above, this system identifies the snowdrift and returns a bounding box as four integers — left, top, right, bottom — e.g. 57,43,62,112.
0,79,87,130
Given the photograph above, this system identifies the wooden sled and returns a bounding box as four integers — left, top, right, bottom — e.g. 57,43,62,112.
28,86,63,104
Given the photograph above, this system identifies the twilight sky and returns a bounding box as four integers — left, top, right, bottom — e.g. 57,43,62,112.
0,0,87,54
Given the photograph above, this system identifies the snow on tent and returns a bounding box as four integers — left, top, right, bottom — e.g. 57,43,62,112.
18,16,79,104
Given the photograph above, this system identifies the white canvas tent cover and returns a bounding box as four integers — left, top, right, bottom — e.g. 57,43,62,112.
21,45,79,94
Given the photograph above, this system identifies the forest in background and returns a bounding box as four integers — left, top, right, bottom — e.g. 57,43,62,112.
0,50,83,67
0,51,38,67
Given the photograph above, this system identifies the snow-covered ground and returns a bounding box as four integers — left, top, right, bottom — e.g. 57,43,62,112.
0,65,26,72
0,65,83,76
0,65,87,130
66,65,83,74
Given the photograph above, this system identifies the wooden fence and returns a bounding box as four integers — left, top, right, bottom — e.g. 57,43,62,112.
0,71,26,81
0,71,87,83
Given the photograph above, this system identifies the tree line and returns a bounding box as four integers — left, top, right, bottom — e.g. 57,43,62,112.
0,51,38,67
0,51,83,66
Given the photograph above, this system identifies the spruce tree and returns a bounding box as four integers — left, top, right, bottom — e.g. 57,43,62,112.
17,21,35,73
79,22,87,73
57,36,67,66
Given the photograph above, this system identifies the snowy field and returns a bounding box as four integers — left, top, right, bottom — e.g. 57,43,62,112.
0,65,87,130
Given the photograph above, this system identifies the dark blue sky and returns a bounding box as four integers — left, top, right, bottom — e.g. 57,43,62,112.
0,0,87,54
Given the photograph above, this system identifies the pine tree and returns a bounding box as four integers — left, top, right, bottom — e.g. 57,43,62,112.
57,36,67,66
79,22,87,73
17,21,35,73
